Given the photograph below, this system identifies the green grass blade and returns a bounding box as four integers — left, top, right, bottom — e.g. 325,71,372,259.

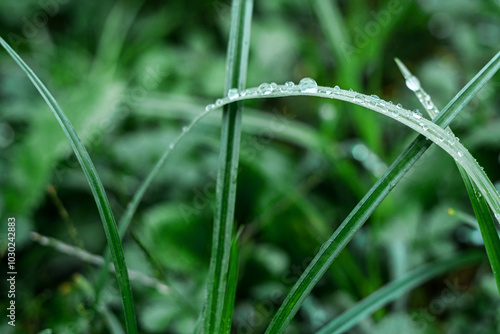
458,168,500,291
316,251,483,334
395,58,500,292
221,232,241,333
0,37,138,333
264,52,500,334
203,0,253,332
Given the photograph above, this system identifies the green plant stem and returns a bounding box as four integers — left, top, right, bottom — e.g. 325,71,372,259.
202,0,253,332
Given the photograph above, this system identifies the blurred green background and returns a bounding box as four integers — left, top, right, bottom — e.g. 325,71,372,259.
1,0,500,333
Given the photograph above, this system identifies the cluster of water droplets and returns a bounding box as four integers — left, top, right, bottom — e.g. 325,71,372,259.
202,75,500,222
205,78,437,137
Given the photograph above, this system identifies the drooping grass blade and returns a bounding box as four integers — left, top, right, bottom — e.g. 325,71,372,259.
264,51,500,334
395,57,500,292
0,37,138,333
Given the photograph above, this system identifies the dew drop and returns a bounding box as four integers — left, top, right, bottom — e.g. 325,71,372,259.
216,98,224,106
298,77,318,93
421,123,428,131
228,88,239,100
396,103,402,109
333,85,341,92
476,191,482,198
270,82,278,91
279,86,289,93
412,109,422,119
457,151,463,157
391,109,399,118
406,75,421,91
354,94,366,104
205,104,215,111
285,81,295,88
367,96,377,107
258,83,273,95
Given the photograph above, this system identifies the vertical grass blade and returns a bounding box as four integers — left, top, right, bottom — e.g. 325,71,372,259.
0,37,138,333
395,58,500,292
264,52,500,334
202,0,253,332
221,232,241,333
316,251,483,334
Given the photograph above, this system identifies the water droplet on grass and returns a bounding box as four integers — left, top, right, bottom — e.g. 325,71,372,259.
298,77,318,93
205,104,215,111
333,85,340,92
285,81,295,88
412,109,422,119
458,151,463,157
406,75,421,91
354,94,366,104
421,123,428,131
216,98,223,105
270,82,278,91
258,83,273,95
228,88,239,100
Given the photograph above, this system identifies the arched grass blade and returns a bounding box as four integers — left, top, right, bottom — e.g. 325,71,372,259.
261,52,500,334
316,251,483,334
221,231,241,333
202,0,253,333
395,57,500,292
0,37,138,333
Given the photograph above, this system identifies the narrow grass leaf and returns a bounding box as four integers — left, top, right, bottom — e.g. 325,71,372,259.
202,0,253,332
396,58,500,292
262,52,500,334
221,232,241,333
0,37,138,333
459,169,500,291
316,251,483,334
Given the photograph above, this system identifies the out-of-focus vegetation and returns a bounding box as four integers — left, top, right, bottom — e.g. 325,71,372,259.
0,0,500,333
